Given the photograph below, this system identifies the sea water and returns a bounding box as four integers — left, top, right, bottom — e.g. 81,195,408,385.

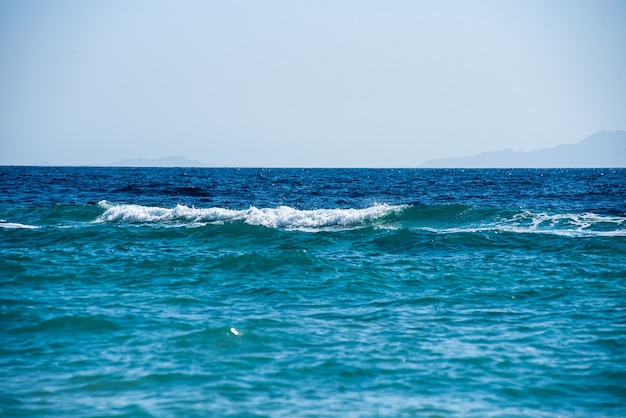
1,167,625,417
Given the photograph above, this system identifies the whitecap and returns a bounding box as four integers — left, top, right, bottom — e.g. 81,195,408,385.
97,202,406,230
506,211,625,236
98,202,243,224
0,220,39,229
420,210,626,237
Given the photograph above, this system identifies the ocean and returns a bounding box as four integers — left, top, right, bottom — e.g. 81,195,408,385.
1,166,625,417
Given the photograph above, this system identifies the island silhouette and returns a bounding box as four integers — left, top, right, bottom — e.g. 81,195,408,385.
106,131,626,168
421,131,626,168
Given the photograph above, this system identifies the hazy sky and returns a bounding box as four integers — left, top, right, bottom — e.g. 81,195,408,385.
1,0,625,167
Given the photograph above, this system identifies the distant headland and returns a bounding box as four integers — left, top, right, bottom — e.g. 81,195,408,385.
421,131,626,168
56,130,626,168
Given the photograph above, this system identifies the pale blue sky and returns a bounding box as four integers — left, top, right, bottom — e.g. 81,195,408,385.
1,0,625,166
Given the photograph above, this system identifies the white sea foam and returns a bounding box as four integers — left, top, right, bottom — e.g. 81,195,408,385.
513,210,624,229
98,202,243,223
422,210,626,237
95,203,625,236
506,210,626,236
97,202,405,230
0,220,39,229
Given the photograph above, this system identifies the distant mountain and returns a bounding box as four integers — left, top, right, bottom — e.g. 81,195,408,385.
421,131,626,168
108,156,213,167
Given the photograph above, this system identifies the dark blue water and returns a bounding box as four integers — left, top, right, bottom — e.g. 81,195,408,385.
1,167,625,417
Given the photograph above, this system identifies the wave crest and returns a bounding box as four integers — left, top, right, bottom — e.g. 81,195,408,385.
505,210,625,237
410,207,625,237
0,220,39,229
97,202,405,230
95,202,625,236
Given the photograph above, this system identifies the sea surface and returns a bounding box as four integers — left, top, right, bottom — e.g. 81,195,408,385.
1,167,625,417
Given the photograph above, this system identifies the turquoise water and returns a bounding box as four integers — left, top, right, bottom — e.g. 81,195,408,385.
1,167,625,416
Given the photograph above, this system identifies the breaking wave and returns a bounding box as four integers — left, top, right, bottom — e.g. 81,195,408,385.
0,220,39,229
97,201,406,230
95,202,626,236
411,207,626,237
